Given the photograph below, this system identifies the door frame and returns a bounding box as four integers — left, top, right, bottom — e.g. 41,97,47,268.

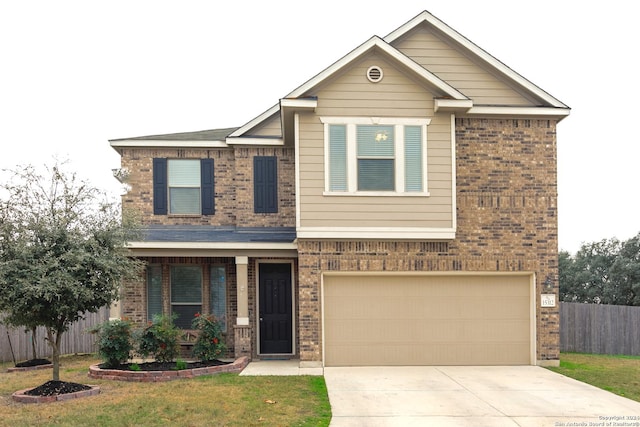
256,259,296,356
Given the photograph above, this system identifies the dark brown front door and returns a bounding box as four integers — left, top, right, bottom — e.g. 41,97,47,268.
259,263,293,354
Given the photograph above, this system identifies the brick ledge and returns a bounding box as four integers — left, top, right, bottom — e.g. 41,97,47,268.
87,356,249,382
12,385,100,404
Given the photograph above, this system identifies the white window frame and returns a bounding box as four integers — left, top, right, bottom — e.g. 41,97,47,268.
321,117,431,196
168,159,201,215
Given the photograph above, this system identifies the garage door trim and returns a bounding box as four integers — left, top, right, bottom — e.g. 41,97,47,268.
321,271,536,366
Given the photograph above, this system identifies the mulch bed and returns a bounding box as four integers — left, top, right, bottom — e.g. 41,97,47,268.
13,382,100,404
15,358,52,368
100,359,229,371
7,359,54,373
25,380,91,396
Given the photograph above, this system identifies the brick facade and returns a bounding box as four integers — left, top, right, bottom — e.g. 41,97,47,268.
119,146,295,227
112,9,568,366
118,118,559,364
296,118,560,363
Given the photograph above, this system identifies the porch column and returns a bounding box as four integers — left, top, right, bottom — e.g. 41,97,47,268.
235,256,249,326
234,256,252,359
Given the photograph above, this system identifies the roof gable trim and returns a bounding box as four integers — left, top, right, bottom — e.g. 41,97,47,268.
228,104,280,138
286,35,469,101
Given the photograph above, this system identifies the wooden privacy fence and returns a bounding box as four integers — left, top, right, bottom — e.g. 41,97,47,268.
0,307,109,363
561,302,640,355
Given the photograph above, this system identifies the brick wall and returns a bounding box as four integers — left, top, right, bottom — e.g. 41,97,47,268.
233,147,295,227
297,118,560,363
119,146,295,227
120,257,237,358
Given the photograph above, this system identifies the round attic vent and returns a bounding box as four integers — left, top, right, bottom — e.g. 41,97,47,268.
366,66,383,83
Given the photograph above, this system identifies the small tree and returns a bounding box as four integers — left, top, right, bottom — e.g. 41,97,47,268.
0,162,143,381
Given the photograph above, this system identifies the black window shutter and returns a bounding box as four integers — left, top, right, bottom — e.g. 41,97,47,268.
201,158,215,215
152,158,168,215
254,156,278,213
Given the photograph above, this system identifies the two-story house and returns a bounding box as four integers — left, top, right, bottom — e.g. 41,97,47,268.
110,11,569,367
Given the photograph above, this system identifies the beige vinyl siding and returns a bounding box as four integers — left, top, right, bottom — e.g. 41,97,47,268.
297,51,453,229
246,113,282,137
392,24,536,106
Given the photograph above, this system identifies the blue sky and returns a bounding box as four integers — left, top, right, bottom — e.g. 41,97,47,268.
1,0,637,253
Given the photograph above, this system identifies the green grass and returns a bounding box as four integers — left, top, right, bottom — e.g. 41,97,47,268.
0,354,331,426
548,352,640,402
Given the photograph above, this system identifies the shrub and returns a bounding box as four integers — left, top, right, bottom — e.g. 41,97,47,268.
91,319,133,368
191,313,226,362
174,358,188,370
135,314,180,363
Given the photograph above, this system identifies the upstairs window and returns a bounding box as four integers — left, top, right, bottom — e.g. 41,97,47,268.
153,158,215,215
357,125,395,191
323,118,430,195
169,159,201,214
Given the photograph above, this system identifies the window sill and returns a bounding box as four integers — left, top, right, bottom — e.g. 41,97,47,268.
323,191,430,197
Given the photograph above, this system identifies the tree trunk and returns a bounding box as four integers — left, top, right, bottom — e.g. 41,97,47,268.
46,328,61,381
31,326,38,360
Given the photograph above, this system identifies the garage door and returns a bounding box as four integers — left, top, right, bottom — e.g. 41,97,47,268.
323,274,533,366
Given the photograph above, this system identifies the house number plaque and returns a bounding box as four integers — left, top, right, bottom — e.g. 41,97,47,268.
541,294,556,308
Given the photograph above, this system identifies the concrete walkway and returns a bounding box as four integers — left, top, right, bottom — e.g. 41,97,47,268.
239,359,323,376
324,365,640,426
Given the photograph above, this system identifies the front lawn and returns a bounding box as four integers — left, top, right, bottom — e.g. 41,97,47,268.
548,352,640,402
0,354,331,426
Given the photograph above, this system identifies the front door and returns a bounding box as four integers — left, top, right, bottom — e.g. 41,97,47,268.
259,263,293,354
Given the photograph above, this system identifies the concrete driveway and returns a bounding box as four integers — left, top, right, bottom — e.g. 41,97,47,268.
324,365,640,426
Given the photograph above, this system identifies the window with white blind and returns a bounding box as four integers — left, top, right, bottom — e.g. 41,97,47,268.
323,117,430,195
168,159,201,214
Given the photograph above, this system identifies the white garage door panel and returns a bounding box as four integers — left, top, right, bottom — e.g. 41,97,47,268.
323,274,532,366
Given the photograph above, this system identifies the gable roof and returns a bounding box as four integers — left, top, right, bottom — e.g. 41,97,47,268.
230,10,569,142
285,35,469,101
110,127,238,149
384,11,569,110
